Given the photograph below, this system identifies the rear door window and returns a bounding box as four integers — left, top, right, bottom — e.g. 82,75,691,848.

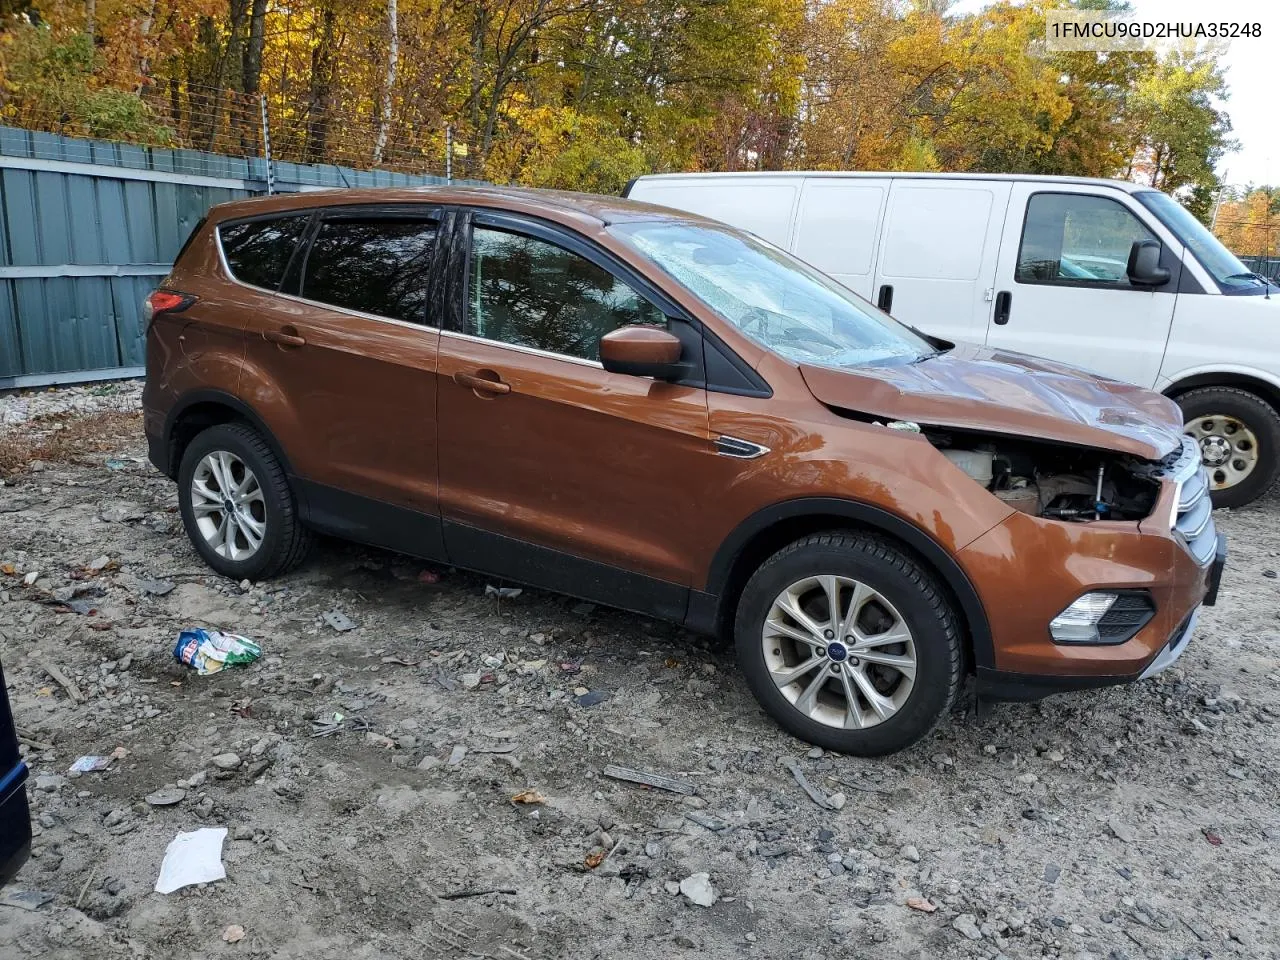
301,215,439,325
219,215,310,290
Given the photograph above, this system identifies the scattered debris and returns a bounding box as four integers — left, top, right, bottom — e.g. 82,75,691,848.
782,757,835,810
584,850,606,870
678,872,718,908
174,629,262,675
484,585,522,600
140,579,176,597
602,764,696,796
222,925,246,944
39,659,84,703
322,611,358,632
906,896,937,913
155,827,228,894
575,690,609,708
417,569,442,584
510,789,545,805
145,787,186,807
68,755,112,773
310,715,371,738
952,913,983,941
438,887,517,901
1203,828,1224,846
448,745,467,766
0,889,55,911
86,555,115,572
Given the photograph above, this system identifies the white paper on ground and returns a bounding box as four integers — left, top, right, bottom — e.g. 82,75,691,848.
154,827,228,894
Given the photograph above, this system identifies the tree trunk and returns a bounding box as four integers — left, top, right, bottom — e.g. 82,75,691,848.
372,0,399,164
85,0,95,41
306,8,338,164
242,0,268,94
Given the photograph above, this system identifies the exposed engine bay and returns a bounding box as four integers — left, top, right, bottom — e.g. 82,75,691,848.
924,428,1163,522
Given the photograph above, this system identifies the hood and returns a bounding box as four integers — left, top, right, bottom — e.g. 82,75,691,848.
799,342,1184,460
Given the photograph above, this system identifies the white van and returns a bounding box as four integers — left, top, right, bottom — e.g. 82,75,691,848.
625,172,1280,507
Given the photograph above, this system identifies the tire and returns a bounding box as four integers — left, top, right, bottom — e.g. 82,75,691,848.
177,422,312,580
1177,386,1280,509
734,531,962,756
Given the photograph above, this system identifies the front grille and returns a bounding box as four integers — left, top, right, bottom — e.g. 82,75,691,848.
1096,591,1156,643
1168,437,1217,566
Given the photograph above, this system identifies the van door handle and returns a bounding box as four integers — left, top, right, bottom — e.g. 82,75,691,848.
993,290,1012,325
264,326,306,348
454,371,511,395
877,284,894,313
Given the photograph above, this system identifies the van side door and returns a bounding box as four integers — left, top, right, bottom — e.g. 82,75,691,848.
789,177,891,300
984,183,1182,387
870,179,1012,343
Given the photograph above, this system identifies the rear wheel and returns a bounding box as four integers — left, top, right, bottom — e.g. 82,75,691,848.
1177,386,1280,508
177,422,312,580
734,531,962,756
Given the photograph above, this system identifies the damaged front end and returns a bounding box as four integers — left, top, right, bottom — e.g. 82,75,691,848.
922,428,1166,523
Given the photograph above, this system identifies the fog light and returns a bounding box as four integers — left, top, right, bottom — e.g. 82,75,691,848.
1049,592,1118,643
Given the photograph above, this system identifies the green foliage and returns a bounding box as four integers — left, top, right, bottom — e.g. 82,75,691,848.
3,27,173,144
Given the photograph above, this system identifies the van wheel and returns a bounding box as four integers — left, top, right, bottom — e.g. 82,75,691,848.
1177,387,1280,508
177,422,312,580
734,532,962,756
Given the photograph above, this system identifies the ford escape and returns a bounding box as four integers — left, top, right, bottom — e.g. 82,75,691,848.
142,187,1226,755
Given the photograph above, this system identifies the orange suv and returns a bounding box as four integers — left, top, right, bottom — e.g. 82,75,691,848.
142,187,1225,755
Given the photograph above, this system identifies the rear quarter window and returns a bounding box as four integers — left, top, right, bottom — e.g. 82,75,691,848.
218,215,311,291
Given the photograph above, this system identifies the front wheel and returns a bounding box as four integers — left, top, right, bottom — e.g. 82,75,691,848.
1177,386,1280,509
734,531,963,756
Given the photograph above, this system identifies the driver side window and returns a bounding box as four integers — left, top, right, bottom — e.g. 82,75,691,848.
1016,193,1157,287
466,226,665,362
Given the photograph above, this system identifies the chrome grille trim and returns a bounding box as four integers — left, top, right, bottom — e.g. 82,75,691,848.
1168,436,1216,567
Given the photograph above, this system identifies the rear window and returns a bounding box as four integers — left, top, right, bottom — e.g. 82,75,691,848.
300,216,439,325
218,215,311,291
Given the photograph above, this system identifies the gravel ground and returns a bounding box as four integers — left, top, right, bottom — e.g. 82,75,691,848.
1,383,1278,960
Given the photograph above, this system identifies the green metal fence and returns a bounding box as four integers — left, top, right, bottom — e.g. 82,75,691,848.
0,125,449,388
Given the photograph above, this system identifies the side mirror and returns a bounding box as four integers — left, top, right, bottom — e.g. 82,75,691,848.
1127,238,1171,287
599,326,691,380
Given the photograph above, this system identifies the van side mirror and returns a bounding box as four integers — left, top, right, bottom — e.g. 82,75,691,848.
1127,239,1171,287
599,326,692,381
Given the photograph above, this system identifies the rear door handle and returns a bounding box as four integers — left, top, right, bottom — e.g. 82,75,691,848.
453,371,511,395
993,290,1012,325
264,326,306,348
877,284,894,313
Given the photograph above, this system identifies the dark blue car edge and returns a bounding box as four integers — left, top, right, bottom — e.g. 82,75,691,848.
0,657,32,885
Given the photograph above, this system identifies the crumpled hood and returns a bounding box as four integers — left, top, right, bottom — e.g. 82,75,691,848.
800,342,1185,460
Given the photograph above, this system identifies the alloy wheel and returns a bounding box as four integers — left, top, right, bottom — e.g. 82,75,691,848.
1185,414,1258,490
761,575,917,730
190,450,267,562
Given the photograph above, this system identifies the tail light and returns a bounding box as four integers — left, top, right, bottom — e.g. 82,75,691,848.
144,289,197,327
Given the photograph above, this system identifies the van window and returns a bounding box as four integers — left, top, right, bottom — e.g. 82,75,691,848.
467,227,665,362
301,216,438,324
1017,194,1155,286
219,215,310,290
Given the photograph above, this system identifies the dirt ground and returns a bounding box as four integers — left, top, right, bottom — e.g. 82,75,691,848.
1,382,1278,960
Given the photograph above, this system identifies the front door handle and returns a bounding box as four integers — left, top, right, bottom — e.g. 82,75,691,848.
877,284,894,313
454,371,511,395
993,290,1012,325
264,326,306,348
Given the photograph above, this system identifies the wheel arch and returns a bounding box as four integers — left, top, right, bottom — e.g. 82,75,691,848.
163,389,294,481
700,498,995,671
1164,371,1280,413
